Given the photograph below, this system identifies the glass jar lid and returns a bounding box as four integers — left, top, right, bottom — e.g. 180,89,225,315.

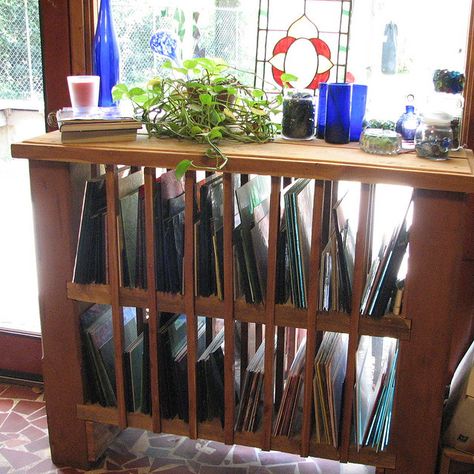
421,111,453,126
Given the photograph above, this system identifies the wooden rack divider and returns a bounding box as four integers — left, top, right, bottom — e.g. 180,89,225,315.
11,132,474,473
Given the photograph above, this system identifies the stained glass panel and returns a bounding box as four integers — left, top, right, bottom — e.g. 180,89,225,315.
255,0,352,90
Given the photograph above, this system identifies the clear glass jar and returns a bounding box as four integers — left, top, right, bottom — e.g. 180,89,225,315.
359,128,402,155
281,89,316,140
414,112,453,160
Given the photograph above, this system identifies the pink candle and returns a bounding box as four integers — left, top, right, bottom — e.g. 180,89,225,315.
67,75,100,111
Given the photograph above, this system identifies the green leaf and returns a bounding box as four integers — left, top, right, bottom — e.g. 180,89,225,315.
128,87,146,97
175,159,192,180
208,127,223,140
199,93,212,106
252,89,264,98
183,59,198,69
190,125,203,135
281,72,298,83
174,67,189,76
112,83,129,100
251,107,267,116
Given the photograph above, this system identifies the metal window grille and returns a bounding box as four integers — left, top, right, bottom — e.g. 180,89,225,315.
0,0,43,102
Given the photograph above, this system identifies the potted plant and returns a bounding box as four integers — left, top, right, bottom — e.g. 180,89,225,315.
112,57,286,178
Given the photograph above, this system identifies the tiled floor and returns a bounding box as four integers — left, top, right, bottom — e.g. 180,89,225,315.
0,383,374,473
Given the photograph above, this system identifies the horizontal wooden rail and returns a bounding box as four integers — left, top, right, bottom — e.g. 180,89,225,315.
67,282,411,339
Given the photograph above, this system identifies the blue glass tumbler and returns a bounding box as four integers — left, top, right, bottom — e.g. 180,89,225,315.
316,83,328,139
350,84,368,141
93,0,120,107
325,83,352,144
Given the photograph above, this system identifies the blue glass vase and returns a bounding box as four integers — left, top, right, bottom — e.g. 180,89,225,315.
93,0,120,107
325,83,352,144
396,104,420,143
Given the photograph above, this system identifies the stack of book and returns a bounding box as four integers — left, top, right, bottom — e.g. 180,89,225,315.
56,107,142,143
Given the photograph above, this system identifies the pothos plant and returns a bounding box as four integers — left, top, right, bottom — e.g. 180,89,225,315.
112,58,294,179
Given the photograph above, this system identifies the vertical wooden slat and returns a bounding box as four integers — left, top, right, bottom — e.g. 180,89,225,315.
262,176,281,451
184,171,198,439
144,167,161,433
223,173,235,445
301,180,324,457
105,164,127,428
391,190,465,473
339,183,372,461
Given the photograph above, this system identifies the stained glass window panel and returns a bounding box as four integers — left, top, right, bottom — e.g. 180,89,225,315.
255,0,352,90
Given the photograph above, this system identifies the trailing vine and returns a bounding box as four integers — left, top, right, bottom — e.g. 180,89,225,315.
112,58,287,178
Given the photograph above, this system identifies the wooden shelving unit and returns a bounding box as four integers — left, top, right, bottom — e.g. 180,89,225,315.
11,132,474,472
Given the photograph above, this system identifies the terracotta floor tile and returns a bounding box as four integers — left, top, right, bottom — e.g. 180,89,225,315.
31,415,48,430
27,405,46,421
195,440,232,465
123,456,150,469
25,434,51,452
199,467,248,474
0,447,42,469
258,451,304,466
148,433,181,449
0,383,375,474
0,399,14,413
149,457,185,470
232,445,258,464
173,438,200,459
0,411,30,433
14,399,45,416
268,465,297,474
151,466,195,474
1,385,40,401
297,462,320,474
21,424,48,442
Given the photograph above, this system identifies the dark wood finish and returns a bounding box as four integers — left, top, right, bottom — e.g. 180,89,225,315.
28,161,90,469
66,282,414,341
391,190,466,473
223,173,235,445
184,172,198,439
15,136,474,472
301,181,324,457
144,167,161,432
0,330,42,376
262,176,281,451
12,134,474,194
105,166,127,428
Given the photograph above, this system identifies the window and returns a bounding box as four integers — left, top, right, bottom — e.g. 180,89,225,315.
0,0,43,333
110,0,471,124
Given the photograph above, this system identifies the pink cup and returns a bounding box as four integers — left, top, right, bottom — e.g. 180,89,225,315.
67,75,100,112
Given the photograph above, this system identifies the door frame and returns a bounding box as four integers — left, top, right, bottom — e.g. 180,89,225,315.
0,1,94,380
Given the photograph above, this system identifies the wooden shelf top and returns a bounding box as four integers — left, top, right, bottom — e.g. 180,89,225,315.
11,131,474,192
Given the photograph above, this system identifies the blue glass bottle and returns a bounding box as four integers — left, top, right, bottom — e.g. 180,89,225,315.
396,99,420,143
93,0,120,107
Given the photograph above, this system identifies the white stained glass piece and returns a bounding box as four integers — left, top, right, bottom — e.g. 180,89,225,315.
287,14,319,39
317,55,333,74
269,52,286,71
285,38,319,89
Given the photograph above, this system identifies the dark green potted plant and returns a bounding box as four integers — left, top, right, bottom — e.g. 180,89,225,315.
113,57,285,178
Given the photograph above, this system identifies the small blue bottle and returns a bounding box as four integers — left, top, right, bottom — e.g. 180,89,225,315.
93,0,120,107
396,95,420,143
